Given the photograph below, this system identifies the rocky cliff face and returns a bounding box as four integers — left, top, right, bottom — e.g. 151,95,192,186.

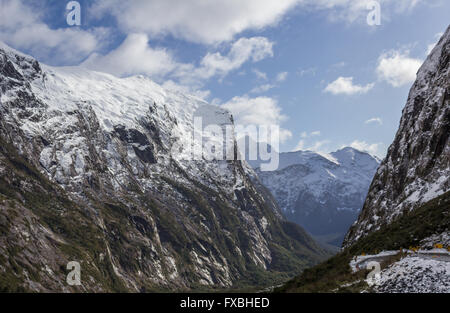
254,148,379,246
343,26,450,247
0,43,327,292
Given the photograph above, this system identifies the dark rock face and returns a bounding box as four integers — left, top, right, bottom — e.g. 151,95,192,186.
343,26,450,248
0,44,328,292
114,126,156,164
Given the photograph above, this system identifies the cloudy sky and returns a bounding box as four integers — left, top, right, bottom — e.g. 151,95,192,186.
1,0,449,157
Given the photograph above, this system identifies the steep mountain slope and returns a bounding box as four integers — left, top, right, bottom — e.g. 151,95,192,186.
254,148,379,246
344,26,450,247
0,43,328,292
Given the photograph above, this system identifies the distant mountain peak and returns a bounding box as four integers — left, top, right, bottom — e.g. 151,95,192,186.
252,147,380,246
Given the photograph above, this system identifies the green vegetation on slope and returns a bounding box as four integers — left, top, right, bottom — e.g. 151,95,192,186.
0,137,128,292
276,191,450,293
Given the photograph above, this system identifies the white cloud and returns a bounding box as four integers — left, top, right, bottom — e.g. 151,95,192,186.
194,37,274,80
294,139,305,151
294,139,330,152
365,117,383,125
324,77,374,95
221,96,292,142
332,61,346,68
91,0,299,44
249,69,288,94
82,33,180,78
253,69,268,80
300,131,321,138
0,0,106,64
222,96,285,125
294,131,326,152
276,71,288,82
346,140,384,157
250,84,275,94
162,80,211,100
278,129,293,143
376,50,422,87
305,0,424,24
308,140,331,151
82,34,273,90
298,67,317,77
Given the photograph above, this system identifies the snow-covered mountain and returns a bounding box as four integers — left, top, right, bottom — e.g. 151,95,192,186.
0,42,328,292
253,147,380,246
343,26,450,247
